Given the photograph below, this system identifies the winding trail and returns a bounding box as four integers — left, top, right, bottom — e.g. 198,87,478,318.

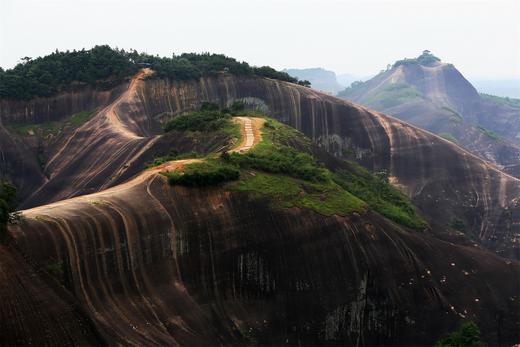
21,116,263,216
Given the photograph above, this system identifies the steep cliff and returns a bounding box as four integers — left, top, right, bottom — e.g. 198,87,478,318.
1,72,519,259
10,165,520,346
2,70,520,346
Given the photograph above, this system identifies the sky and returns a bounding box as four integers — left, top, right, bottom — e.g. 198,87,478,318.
1,0,519,79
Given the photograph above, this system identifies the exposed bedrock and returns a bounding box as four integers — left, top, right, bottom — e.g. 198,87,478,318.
138,76,520,259
11,175,520,346
3,74,519,258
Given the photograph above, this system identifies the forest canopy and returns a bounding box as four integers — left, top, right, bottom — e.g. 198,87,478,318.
0,45,308,100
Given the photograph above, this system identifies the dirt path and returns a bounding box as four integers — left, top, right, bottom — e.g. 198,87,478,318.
22,116,263,216
105,68,152,139
232,117,264,153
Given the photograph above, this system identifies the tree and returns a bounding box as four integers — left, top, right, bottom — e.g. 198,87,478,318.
435,322,486,347
0,180,18,237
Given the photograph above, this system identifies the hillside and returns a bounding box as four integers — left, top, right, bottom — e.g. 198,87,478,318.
284,68,344,94
0,49,519,345
338,51,520,178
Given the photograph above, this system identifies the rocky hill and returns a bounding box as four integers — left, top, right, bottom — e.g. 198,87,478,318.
338,51,520,178
0,50,519,346
284,68,344,94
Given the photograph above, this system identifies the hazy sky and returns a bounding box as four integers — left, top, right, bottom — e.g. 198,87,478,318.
1,0,519,79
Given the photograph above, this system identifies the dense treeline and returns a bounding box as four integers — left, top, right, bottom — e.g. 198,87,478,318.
0,45,309,100
0,46,139,100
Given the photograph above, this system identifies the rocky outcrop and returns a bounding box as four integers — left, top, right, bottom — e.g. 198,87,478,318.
2,71,520,346
2,73,519,258
0,85,123,125
0,242,103,345
10,171,520,346
138,76,520,259
338,60,520,177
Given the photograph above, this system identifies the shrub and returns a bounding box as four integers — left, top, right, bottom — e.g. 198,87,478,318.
333,164,426,230
166,162,240,187
435,321,485,347
230,144,327,182
164,110,231,133
0,180,18,236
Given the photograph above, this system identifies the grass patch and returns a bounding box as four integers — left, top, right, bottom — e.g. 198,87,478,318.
164,160,240,187
365,83,423,109
6,109,94,136
231,172,365,216
332,163,426,230
226,118,320,181
69,110,94,126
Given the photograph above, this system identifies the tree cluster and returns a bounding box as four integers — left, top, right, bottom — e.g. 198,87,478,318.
0,46,308,100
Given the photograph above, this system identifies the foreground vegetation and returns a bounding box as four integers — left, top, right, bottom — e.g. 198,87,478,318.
0,45,309,100
161,111,425,228
435,322,485,347
0,180,18,237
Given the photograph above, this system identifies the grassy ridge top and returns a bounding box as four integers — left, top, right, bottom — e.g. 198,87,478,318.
161,105,425,229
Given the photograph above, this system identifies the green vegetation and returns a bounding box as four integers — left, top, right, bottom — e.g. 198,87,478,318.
164,109,231,133
332,164,426,230
439,132,459,144
164,161,240,187
450,217,466,232
364,83,423,109
45,259,65,286
442,106,464,124
338,80,371,99
232,172,365,216
0,45,138,100
162,115,424,227
0,180,18,237
146,152,200,168
69,110,93,126
6,109,94,137
163,104,240,141
480,93,520,108
0,46,308,100
475,125,501,142
435,322,486,347
394,50,441,67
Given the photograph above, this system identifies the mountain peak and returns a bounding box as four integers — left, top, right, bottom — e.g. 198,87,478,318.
394,50,442,68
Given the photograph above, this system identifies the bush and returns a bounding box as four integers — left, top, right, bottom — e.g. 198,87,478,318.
333,164,426,230
166,162,240,187
0,180,18,236
164,110,231,133
435,322,485,347
230,144,327,182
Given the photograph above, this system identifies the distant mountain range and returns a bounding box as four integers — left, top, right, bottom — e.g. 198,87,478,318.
469,78,520,99
337,51,520,177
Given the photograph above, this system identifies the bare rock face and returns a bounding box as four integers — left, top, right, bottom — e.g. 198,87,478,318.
1,73,520,345
10,173,520,346
1,74,519,259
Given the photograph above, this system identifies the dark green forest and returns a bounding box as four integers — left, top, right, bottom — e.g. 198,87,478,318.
0,45,309,100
